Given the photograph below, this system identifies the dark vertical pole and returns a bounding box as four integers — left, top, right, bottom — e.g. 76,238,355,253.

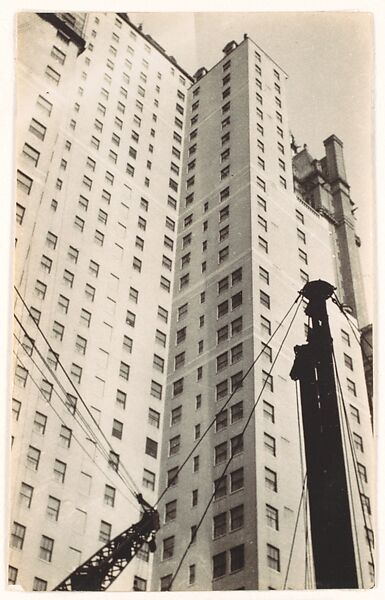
290,280,358,589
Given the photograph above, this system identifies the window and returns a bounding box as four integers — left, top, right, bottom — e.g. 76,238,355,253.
222,131,230,145
75,335,87,355
176,325,187,345
267,544,280,571
65,394,77,415
174,352,185,370
161,276,171,292
214,475,227,499
213,512,227,538
19,482,34,508
99,520,111,543
34,279,47,299
260,290,270,309
265,467,278,492
216,379,228,401
52,320,64,341
8,565,18,585
112,419,123,440
263,399,275,421
341,329,351,346
142,468,156,491
347,378,357,396
357,462,367,483
361,494,371,514
230,544,245,572
170,406,182,427
264,432,276,456
125,162,136,178
133,576,147,592
215,441,227,465
160,574,172,591
173,378,184,397
169,435,180,456
135,236,144,252
219,246,229,263
213,551,226,578
70,363,82,384
163,536,175,560
232,291,242,310
344,353,354,370
119,361,130,381
16,203,25,224
193,455,200,473
22,143,40,166
11,522,26,550
231,401,243,423
17,170,33,194
152,353,164,373
258,236,268,253
231,343,243,364
231,434,243,456
45,65,61,86
155,329,166,348
181,232,193,250
59,425,72,448
165,500,177,523
353,432,364,452
40,535,54,562
365,527,374,548
47,495,61,520
266,504,279,530
350,404,360,424
15,364,28,388
257,195,267,211
116,389,126,410
221,116,230,129
221,165,230,180
12,398,21,420
162,235,174,253
53,459,67,483
85,283,96,302
103,484,116,507
151,380,162,399
108,451,119,472
37,94,53,115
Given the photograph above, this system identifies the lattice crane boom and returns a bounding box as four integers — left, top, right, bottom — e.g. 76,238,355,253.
53,494,160,591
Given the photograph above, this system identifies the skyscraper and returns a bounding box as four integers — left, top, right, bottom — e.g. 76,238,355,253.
12,12,191,592
10,13,374,592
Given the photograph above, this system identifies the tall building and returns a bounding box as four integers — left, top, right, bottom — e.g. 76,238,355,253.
10,13,374,593
151,37,374,591
12,12,192,592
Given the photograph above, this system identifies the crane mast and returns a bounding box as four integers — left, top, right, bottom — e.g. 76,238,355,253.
53,494,159,591
290,280,358,588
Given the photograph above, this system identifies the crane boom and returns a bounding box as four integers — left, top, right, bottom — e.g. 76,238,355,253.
53,494,160,591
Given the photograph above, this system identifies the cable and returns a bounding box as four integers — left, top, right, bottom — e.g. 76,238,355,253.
332,349,375,580
13,320,139,499
156,292,302,507
283,473,308,590
294,380,312,589
12,349,138,511
166,296,303,590
13,310,140,498
332,293,373,350
13,288,142,495
13,330,139,506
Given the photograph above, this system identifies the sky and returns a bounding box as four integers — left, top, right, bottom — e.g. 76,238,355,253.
128,11,374,321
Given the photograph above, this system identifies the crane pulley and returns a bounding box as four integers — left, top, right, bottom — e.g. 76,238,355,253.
53,494,160,591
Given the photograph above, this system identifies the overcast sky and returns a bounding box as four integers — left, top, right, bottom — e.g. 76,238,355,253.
128,11,374,320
